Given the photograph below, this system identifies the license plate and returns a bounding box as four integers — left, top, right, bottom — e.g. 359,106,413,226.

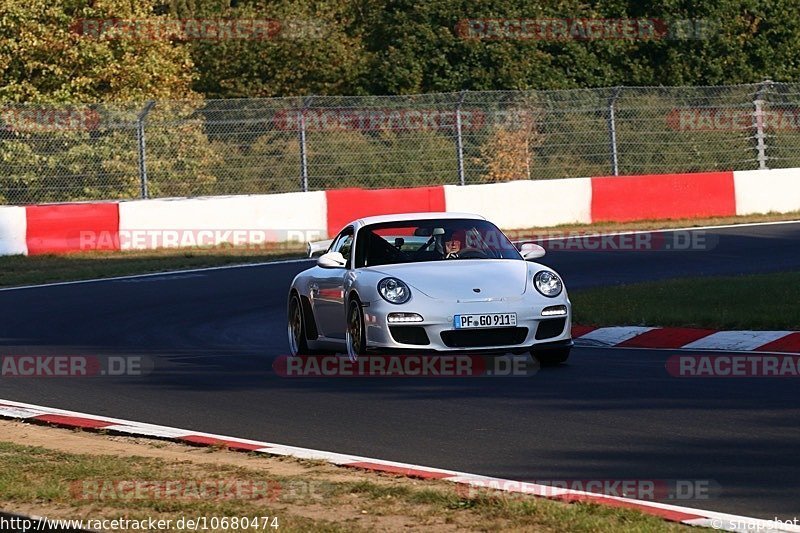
453,313,517,329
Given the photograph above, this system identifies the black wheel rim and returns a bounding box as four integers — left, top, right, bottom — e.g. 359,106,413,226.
288,298,302,355
349,304,361,351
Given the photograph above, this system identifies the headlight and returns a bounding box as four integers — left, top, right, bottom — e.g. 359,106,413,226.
378,277,411,304
533,271,563,297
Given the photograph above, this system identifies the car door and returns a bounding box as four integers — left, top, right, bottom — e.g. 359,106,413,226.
313,226,354,339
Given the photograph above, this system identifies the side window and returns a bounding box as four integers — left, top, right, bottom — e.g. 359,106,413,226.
329,227,354,266
338,235,354,262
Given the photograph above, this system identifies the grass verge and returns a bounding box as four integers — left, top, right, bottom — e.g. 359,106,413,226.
0,245,305,288
0,420,688,532
572,271,800,330
506,210,800,236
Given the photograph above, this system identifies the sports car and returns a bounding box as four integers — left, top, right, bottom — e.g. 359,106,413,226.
287,212,572,365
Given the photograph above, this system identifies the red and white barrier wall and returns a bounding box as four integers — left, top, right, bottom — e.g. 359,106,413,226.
2,168,799,256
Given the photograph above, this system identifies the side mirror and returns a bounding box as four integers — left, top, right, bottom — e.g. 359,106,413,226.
317,251,347,268
307,239,333,258
520,243,546,260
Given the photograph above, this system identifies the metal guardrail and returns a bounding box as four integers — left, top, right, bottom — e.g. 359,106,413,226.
1,82,797,204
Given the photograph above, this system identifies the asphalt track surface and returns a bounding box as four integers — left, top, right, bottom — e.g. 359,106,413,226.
1,222,799,519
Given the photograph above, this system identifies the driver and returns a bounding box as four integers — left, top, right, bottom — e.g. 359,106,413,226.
443,229,462,259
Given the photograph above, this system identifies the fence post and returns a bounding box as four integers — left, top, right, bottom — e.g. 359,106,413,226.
606,87,622,176
136,100,156,199
455,90,467,186
753,80,772,170
298,96,313,192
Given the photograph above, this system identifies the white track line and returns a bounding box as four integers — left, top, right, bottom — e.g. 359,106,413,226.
0,257,313,292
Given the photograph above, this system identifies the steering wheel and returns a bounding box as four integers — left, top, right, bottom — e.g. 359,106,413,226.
456,247,489,259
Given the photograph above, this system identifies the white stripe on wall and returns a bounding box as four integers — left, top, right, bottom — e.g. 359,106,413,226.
118,192,329,250
443,178,592,229
0,206,27,256
734,168,800,216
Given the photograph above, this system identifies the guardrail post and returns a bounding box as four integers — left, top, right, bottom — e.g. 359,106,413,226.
753,80,772,170
455,90,467,186
137,100,156,199
606,87,622,176
298,96,312,192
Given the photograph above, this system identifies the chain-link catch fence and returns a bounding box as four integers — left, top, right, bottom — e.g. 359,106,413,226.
1,82,795,204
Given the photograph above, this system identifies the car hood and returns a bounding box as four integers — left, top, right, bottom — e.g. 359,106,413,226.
365,260,529,301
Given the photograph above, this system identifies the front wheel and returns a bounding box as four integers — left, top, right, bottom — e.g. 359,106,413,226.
288,294,310,356
346,298,367,362
532,347,570,366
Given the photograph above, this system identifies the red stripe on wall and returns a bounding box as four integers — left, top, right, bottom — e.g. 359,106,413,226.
325,187,446,237
591,172,735,223
25,203,120,255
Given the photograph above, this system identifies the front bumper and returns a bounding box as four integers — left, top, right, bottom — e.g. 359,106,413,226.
362,298,572,353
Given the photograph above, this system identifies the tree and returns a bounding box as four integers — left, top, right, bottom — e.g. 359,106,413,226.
474,98,544,182
0,0,197,103
176,0,368,98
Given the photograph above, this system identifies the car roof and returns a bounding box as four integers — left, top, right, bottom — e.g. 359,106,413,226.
354,212,486,227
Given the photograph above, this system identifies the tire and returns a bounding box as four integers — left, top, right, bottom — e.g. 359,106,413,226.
287,293,311,356
532,347,570,366
346,298,367,362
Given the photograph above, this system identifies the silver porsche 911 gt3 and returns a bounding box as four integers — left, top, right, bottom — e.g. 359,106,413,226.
287,212,573,365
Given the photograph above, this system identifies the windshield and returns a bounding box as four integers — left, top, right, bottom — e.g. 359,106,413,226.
353,218,521,267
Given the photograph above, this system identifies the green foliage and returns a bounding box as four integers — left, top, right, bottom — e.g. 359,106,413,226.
183,1,368,98
356,0,800,93
4,1,800,101
0,0,197,103
306,128,456,189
